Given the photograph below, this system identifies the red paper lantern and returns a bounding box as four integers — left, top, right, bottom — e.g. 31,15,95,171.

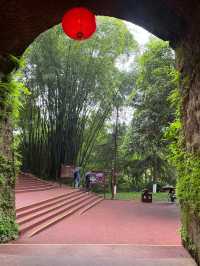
62,7,96,41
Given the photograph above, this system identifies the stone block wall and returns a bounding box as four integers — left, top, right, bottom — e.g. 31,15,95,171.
176,9,200,263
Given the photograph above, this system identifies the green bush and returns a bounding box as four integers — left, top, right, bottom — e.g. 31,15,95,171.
165,88,200,259
0,154,19,242
0,58,27,243
0,214,18,242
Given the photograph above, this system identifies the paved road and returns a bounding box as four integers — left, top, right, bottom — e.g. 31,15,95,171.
0,244,197,266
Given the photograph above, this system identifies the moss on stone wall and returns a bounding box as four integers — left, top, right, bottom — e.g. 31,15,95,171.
0,153,18,242
166,86,200,265
0,146,18,242
174,28,200,262
0,57,23,242
176,152,200,264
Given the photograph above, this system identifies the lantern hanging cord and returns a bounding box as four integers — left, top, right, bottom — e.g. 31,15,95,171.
78,8,84,40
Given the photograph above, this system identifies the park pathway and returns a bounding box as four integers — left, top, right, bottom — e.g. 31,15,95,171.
0,173,196,265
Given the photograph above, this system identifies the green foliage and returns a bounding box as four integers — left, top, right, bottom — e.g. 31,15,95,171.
130,39,177,154
166,85,200,258
86,38,178,192
122,38,178,186
86,126,113,171
19,17,138,179
0,153,19,242
99,191,169,201
0,154,15,186
165,87,200,212
0,56,26,242
0,79,29,121
117,175,134,192
87,122,127,171
171,149,200,214
0,214,18,243
0,56,29,127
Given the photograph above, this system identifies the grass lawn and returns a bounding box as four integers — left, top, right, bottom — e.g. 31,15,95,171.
100,192,169,202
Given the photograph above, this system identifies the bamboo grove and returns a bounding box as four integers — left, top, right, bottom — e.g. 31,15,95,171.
18,17,138,179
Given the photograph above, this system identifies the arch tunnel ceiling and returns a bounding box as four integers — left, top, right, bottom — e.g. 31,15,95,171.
0,0,198,56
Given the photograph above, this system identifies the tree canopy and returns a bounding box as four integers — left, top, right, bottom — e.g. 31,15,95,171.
19,17,138,179
121,38,178,188
17,18,179,191
84,38,178,191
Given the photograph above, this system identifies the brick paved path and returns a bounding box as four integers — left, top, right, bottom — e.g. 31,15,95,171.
16,200,181,245
0,178,196,265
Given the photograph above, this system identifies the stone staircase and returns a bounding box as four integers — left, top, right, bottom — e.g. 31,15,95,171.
15,173,104,237
15,173,58,193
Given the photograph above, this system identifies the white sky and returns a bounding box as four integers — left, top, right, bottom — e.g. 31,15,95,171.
124,21,152,46
114,22,153,125
115,21,155,73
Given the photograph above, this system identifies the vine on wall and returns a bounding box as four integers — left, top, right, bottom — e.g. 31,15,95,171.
166,87,200,262
0,55,28,242
0,154,18,242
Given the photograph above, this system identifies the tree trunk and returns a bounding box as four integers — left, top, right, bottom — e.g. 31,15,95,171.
111,104,119,199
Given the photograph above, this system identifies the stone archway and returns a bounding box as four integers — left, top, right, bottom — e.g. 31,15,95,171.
1,1,200,151
1,0,200,263
0,0,186,57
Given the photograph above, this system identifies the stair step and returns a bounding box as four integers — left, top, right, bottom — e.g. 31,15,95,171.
16,190,77,213
17,193,90,224
79,198,104,215
16,180,53,184
15,184,55,189
16,181,53,185
15,186,55,190
15,184,55,190
28,196,101,237
16,185,50,189
16,191,82,218
19,194,96,234
17,178,42,182
15,186,56,193
15,182,50,189
16,178,48,182
16,179,50,183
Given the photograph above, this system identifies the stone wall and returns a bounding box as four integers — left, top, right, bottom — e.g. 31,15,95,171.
0,119,17,242
176,6,200,263
181,204,200,265
176,24,200,152
0,0,185,56
0,71,18,242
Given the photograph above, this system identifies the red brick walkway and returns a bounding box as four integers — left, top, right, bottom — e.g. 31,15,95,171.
15,200,181,245
1,180,195,265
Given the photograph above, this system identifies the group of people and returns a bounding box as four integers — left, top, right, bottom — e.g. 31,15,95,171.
73,167,92,191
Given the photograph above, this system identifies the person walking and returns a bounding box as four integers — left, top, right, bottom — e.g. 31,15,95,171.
74,167,81,188
85,171,91,191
